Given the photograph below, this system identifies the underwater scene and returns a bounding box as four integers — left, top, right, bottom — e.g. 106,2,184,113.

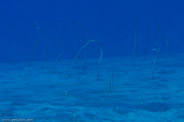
1,0,184,121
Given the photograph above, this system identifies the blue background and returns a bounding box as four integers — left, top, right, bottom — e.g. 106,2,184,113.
0,0,183,62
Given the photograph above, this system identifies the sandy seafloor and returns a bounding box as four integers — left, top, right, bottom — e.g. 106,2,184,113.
0,54,184,122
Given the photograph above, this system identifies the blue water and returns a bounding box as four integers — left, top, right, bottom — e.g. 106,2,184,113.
0,0,184,121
